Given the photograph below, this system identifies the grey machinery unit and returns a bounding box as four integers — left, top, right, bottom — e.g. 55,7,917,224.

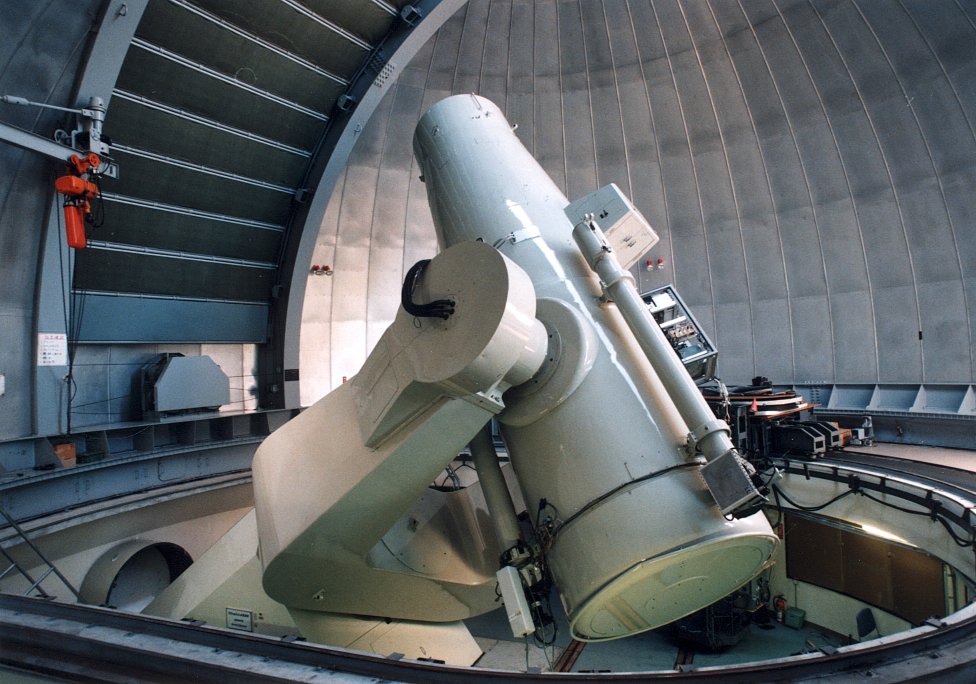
140,354,230,421
643,286,717,384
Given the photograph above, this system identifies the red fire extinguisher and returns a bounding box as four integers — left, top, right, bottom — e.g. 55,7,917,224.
773,595,787,623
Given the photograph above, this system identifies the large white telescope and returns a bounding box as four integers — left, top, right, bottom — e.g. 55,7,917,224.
412,94,776,641
239,95,776,660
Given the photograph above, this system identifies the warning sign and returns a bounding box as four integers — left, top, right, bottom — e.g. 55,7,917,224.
37,333,68,366
225,607,254,632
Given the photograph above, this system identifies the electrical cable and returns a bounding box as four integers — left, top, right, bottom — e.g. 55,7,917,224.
548,463,699,542
68,392,135,410
532,594,558,648
858,489,975,548
770,482,785,527
67,277,87,434
772,477,975,549
401,259,455,320
771,483,854,513
436,464,462,490
53,172,73,434
89,173,105,229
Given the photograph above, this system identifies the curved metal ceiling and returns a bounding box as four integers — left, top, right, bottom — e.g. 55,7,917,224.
1,0,975,434
0,0,458,435
302,0,976,404
80,0,413,335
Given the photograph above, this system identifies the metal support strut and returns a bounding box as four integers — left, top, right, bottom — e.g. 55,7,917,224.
0,507,80,600
571,217,765,517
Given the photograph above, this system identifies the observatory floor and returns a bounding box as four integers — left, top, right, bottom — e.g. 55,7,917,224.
467,599,840,674
468,439,976,674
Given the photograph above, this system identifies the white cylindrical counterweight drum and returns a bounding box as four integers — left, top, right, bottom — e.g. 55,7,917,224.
413,94,777,641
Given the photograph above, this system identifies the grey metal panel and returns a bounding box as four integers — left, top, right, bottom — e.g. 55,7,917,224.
943,166,976,380
744,4,870,380
153,356,230,413
605,9,666,230
366,86,427,352
70,347,112,427
190,0,371,79
903,0,976,129
830,290,878,383
115,47,325,150
791,293,833,382
752,297,795,380
818,0,953,386
423,3,466,93
557,0,598,202
197,343,258,414
680,2,756,347
329,162,377,381
738,8,826,318
301,157,343,401
292,0,976,399
0,445,257,522
73,250,273,302
105,96,309,188
917,280,970,383
282,0,467,408
873,284,923,382
304,0,401,44
101,149,294,225
899,4,976,380
713,301,754,382
479,1,512,109
0,147,51,440
73,294,267,344
362,96,404,353
582,1,629,194
67,343,197,428
97,198,282,260
610,3,673,296
856,0,975,381
107,346,148,423
0,0,104,440
136,0,346,113
709,1,794,313
400,42,444,271
637,5,707,310
452,0,490,95
530,1,566,192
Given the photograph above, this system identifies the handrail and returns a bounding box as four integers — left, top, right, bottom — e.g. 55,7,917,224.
0,506,80,600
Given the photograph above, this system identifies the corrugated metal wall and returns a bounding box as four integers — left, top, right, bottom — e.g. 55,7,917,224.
302,0,976,403
0,0,104,438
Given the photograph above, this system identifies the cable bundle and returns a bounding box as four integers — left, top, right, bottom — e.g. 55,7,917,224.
401,259,455,320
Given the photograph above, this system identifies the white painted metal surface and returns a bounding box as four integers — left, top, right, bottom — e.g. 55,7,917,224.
496,565,535,638
413,94,777,641
252,241,545,640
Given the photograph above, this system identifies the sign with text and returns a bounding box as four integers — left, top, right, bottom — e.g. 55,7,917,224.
37,333,68,366
225,607,254,632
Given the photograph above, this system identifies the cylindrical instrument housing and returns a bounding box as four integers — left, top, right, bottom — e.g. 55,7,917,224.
413,94,776,641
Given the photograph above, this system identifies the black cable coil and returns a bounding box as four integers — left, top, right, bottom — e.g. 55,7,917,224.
401,259,455,320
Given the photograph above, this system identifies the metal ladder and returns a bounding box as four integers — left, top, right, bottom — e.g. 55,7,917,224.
0,506,80,600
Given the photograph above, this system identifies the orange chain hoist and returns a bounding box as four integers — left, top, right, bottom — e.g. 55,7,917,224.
54,152,101,249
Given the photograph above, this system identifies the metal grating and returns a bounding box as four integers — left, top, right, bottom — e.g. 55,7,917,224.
75,0,407,342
